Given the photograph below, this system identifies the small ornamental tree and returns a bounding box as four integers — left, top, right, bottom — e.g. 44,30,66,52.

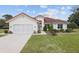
47,24,53,31
43,25,47,31
43,24,53,31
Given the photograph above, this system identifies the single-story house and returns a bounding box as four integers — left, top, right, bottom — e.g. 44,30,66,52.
44,17,67,30
6,12,67,34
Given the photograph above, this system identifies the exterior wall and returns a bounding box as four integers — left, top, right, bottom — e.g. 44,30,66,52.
63,24,67,30
35,16,67,31
9,14,38,33
53,24,58,29
53,23,67,30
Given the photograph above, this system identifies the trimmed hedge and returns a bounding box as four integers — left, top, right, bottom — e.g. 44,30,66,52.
60,29,64,32
52,29,60,33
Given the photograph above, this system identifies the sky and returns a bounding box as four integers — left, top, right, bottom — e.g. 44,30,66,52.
0,5,75,21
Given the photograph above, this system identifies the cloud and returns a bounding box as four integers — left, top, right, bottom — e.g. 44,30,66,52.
15,9,24,12
26,10,30,13
60,6,72,11
38,9,59,18
40,5,48,8
47,9,59,14
61,7,65,10
59,10,66,15
38,8,67,19
67,6,72,10
38,6,72,20
47,8,67,15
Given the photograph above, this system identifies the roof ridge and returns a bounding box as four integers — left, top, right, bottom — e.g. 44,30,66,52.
6,12,38,23
44,17,66,22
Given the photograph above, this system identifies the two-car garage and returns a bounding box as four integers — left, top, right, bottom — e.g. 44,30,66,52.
6,13,38,34
3,13,38,52
13,24,33,34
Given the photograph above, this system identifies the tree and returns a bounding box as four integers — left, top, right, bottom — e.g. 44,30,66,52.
0,19,5,29
2,14,13,29
2,14,13,20
3,23,9,29
68,22,78,29
68,8,79,27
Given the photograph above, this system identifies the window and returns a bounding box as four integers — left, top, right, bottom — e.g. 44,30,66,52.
58,24,63,29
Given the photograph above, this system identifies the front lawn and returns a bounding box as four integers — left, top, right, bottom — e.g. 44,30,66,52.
21,29,79,53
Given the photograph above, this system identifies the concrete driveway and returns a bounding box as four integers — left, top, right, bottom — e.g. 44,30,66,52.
0,33,32,53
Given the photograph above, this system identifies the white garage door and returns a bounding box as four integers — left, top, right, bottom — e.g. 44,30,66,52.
13,24,33,34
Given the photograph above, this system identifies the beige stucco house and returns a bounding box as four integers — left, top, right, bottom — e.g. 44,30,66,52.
6,12,67,34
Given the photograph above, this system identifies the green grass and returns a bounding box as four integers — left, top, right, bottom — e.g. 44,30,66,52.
21,29,79,53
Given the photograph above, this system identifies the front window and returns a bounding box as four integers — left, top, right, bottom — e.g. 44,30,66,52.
58,24,63,29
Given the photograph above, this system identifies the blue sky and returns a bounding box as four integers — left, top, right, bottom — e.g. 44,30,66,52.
0,5,74,20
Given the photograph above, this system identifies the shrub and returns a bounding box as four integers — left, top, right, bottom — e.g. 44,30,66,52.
4,30,8,33
50,31,57,36
43,25,47,31
60,29,64,32
68,22,78,29
52,29,59,33
65,28,73,32
43,24,53,31
38,30,41,33
47,24,53,31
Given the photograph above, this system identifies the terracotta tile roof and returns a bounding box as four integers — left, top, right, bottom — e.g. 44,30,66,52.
44,17,67,24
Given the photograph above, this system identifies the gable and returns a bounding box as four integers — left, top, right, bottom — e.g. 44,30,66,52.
6,13,37,24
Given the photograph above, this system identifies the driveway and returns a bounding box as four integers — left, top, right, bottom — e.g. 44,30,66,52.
0,33,32,53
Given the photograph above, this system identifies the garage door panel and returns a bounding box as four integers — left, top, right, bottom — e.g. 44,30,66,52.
13,24,33,34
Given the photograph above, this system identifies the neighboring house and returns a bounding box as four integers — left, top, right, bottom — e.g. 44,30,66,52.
6,12,67,34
